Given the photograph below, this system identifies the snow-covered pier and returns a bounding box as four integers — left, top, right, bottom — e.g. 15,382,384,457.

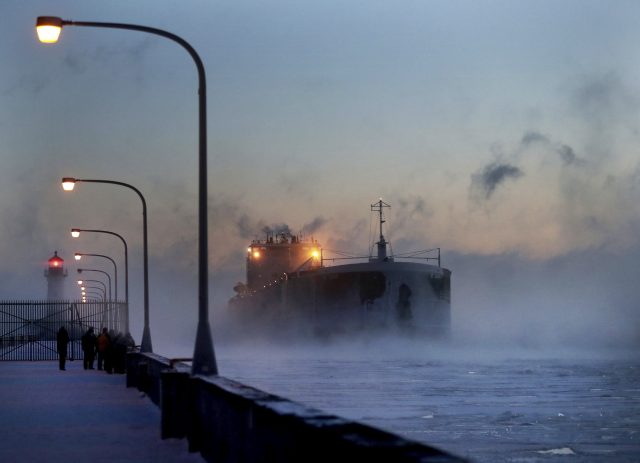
0,361,200,463
0,355,464,463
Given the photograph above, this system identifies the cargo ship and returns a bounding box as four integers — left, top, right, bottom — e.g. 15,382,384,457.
228,200,451,338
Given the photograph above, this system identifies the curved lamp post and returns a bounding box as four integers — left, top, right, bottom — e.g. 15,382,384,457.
39,16,217,374
84,286,106,300
72,228,129,332
78,278,107,298
77,269,113,330
77,268,112,310
63,178,151,352
74,252,118,307
80,283,106,298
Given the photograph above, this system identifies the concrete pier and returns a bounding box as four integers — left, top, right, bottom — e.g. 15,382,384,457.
0,361,203,463
1,356,464,462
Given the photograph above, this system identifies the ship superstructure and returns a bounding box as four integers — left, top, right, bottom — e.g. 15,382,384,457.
229,201,451,338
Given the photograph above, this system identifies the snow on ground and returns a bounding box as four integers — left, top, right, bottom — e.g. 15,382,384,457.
0,362,203,463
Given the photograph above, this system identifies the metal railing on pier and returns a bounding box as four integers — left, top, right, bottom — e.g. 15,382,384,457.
0,300,127,361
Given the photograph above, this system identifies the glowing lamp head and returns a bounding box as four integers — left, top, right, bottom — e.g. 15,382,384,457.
74,253,82,261
81,291,86,296
80,286,85,291
311,249,319,259
253,250,260,259
36,17,63,43
71,229,80,238
77,280,83,285
61,177,76,191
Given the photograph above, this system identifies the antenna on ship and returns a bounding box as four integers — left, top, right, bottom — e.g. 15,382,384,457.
371,198,391,262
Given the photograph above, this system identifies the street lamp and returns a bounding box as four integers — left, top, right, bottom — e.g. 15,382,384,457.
83,290,102,299
36,16,63,43
77,272,112,326
78,279,108,306
74,252,118,308
71,228,129,332
62,177,151,353
77,268,112,312
84,286,106,299
62,178,76,191
39,16,217,374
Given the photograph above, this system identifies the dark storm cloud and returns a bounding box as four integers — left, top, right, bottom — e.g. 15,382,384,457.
472,162,524,200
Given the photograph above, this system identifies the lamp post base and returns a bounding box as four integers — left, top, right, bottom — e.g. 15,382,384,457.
192,321,217,376
141,324,153,352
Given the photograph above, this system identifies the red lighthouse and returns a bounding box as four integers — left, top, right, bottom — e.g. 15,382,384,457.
45,251,67,300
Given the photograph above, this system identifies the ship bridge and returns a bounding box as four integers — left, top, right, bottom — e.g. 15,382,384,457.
246,232,321,290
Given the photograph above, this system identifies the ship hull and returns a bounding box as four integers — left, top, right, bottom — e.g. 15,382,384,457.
229,261,451,339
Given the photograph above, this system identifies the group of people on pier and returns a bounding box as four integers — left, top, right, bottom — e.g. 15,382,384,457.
56,325,135,373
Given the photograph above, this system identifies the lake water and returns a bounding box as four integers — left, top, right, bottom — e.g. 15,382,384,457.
218,339,640,462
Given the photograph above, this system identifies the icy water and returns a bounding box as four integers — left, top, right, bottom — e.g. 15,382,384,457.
219,341,640,462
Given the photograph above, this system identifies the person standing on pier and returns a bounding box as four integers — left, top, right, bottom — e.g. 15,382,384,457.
56,326,70,371
96,327,111,371
81,327,97,370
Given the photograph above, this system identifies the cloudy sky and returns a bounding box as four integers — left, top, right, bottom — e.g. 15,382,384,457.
1,1,639,353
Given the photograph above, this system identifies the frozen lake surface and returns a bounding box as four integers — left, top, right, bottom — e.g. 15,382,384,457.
218,340,639,462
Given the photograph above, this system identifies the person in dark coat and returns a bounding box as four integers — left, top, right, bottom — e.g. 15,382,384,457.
81,327,97,370
96,327,111,371
112,331,135,374
56,326,70,371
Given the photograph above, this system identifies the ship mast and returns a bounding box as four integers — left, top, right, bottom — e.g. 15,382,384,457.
371,199,390,261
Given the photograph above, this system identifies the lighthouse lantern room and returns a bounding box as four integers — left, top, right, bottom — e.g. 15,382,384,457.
45,251,67,300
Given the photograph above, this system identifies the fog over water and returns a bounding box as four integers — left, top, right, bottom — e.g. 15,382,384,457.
1,2,639,460
1,0,638,354
218,339,639,462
